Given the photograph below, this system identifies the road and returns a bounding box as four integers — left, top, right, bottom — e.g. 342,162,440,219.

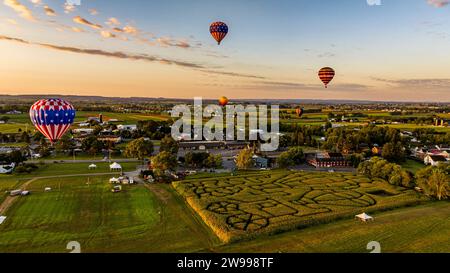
28,159,141,164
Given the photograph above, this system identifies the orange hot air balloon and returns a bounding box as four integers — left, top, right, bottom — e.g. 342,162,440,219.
318,67,335,88
219,96,229,107
295,108,304,118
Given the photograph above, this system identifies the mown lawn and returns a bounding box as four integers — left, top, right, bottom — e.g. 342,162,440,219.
0,177,218,253
401,159,426,174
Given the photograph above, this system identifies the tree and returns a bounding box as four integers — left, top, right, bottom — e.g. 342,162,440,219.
0,116,10,123
277,152,294,168
20,131,31,144
81,136,105,156
151,151,177,177
159,135,179,154
203,154,222,169
381,142,405,162
277,147,304,168
236,148,253,170
124,137,154,160
56,134,73,153
416,166,450,200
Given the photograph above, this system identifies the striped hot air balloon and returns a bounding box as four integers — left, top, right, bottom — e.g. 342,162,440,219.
318,67,335,88
29,98,76,143
295,108,304,118
210,22,228,45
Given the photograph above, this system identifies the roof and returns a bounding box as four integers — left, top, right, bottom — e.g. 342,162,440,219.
355,213,373,220
110,162,122,169
429,155,447,162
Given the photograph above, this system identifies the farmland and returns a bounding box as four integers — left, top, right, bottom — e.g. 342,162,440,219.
173,171,427,243
0,171,448,253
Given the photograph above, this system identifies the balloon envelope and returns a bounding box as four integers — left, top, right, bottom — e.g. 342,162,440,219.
219,96,229,106
318,67,335,88
210,22,228,45
296,108,304,118
29,98,76,143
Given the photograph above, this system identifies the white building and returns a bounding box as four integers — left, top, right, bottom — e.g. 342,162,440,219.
117,124,137,131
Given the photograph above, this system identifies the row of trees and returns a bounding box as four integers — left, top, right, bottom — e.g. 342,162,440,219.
277,147,305,168
358,157,413,188
358,157,450,200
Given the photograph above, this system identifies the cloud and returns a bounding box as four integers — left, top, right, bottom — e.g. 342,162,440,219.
5,18,18,25
4,0,35,21
123,25,138,35
427,0,449,7
317,52,336,58
199,70,266,79
43,5,56,16
156,37,191,48
0,34,267,80
73,16,102,30
106,17,120,26
89,9,98,16
373,77,450,88
71,27,84,33
29,0,41,5
100,30,116,38
63,2,76,14
0,34,204,70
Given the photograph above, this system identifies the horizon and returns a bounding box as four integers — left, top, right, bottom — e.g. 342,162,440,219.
1,0,450,102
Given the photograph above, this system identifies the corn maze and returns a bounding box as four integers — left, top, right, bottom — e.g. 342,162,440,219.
173,171,426,243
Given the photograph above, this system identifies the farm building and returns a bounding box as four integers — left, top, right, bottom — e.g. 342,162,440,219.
424,155,448,166
117,124,137,131
307,152,350,168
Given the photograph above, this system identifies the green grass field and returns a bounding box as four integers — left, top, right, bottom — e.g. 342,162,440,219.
0,171,448,253
173,171,427,243
401,159,426,174
0,177,218,253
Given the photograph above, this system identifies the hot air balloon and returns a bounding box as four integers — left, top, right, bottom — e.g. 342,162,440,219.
210,22,228,45
219,96,229,107
318,67,335,88
295,108,304,118
29,98,76,143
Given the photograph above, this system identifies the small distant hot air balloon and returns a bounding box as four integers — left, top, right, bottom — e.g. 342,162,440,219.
219,96,229,107
318,67,335,88
210,22,228,45
29,98,76,143
295,108,304,118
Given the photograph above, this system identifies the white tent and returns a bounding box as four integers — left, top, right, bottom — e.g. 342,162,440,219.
110,162,122,171
89,164,97,170
355,213,374,222
109,177,119,184
0,216,6,225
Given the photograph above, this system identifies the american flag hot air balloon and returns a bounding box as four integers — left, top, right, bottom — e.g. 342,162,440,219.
210,22,228,45
29,98,76,143
318,67,335,88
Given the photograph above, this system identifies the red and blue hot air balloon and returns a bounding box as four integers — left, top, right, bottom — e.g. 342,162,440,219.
29,98,76,143
210,21,228,45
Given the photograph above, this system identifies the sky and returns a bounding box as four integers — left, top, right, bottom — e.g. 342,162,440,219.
0,0,450,102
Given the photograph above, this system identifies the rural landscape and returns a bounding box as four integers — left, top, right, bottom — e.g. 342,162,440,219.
0,95,448,253
0,0,449,256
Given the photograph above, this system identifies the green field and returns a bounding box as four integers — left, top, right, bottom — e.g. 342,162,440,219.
0,176,217,253
401,159,426,174
0,171,448,253
173,171,427,243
